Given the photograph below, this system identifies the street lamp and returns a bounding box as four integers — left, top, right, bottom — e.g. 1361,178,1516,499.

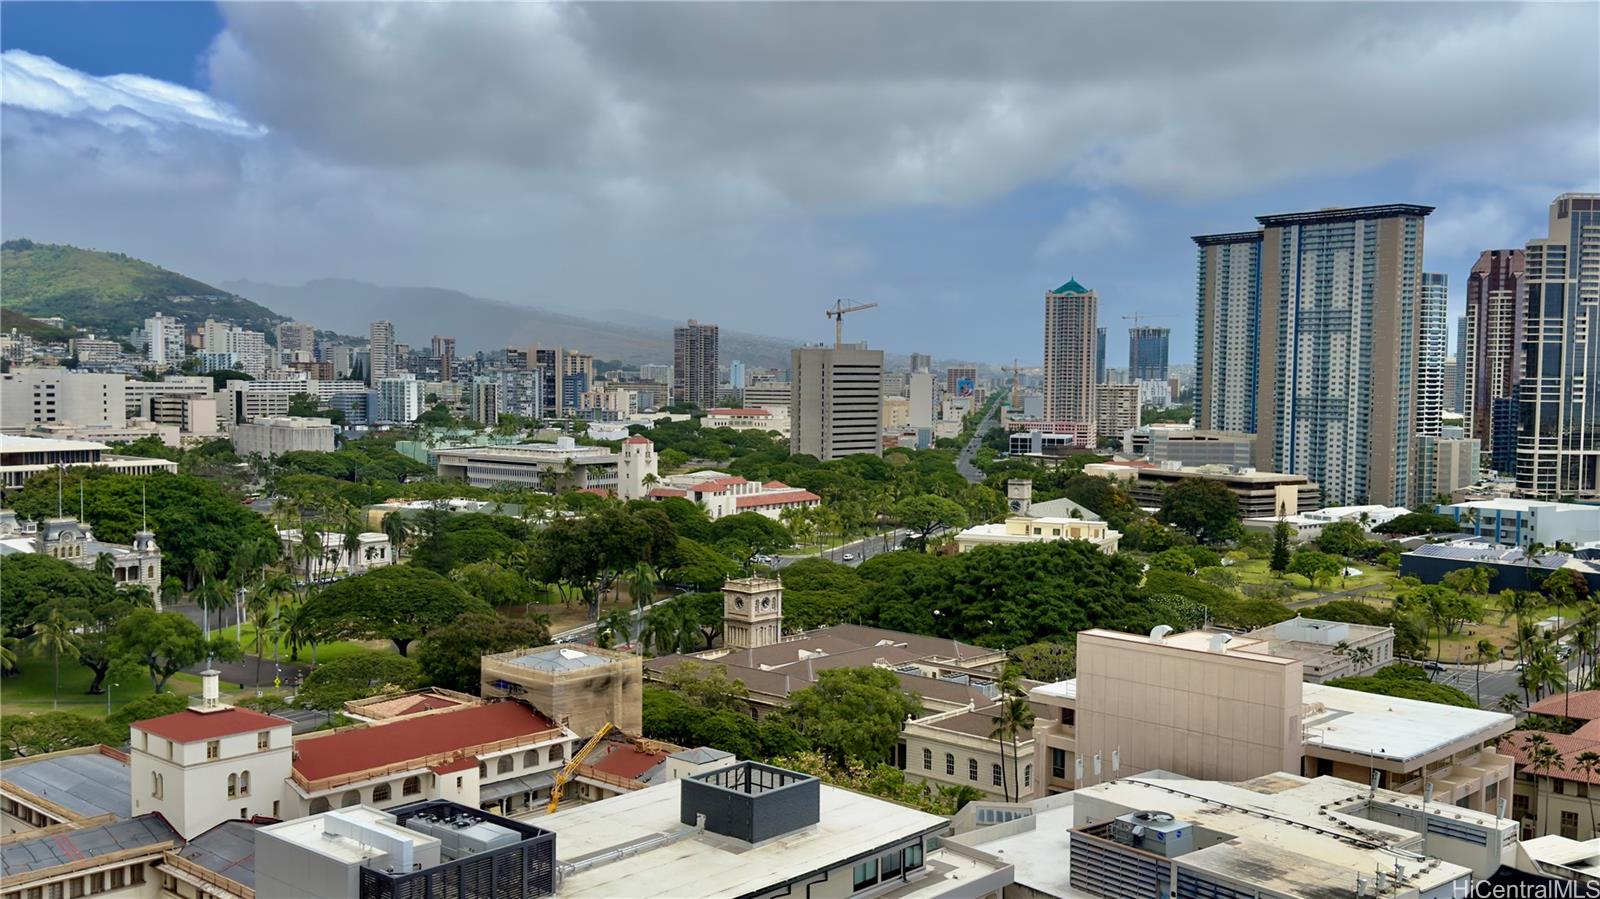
106,681,119,715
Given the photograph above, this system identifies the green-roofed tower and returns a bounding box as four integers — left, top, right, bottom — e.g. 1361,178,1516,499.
1052,278,1090,295
1043,278,1098,428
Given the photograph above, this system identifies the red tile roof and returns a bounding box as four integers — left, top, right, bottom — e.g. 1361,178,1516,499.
578,487,611,497
431,757,478,775
762,481,789,489
134,706,292,743
293,702,559,782
648,487,688,498
1505,728,1600,783
589,744,669,781
736,490,820,509
1527,692,1600,722
692,476,747,492
623,436,653,445
401,696,465,717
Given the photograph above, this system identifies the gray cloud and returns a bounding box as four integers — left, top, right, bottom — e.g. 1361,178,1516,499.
2,2,1596,360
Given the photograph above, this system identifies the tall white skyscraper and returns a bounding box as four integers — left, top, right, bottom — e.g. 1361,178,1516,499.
143,313,185,366
203,320,268,378
1416,273,1448,440
368,320,396,386
1042,279,1097,424
791,343,883,460
1193,231,1263,434
1519,193,1600,498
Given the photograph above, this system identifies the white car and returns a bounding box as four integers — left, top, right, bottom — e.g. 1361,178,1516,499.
841,553,856,562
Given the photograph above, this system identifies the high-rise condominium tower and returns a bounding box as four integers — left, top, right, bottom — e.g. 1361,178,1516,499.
1043,280,1097,424
1417,273,1448,439
1519,193,1600,498
431,336,456,381
674,320,720,410
1128,327,1171,381
1454,315,1468,414
1192,231,1263,434
1194,206,1433,505
368,321,396,386
1094,327,1107,385
791,344,883,460
1463,250,1525,474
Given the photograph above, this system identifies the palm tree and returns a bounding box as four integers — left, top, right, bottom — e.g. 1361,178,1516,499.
0,624,20,675
277,601,316,662
1497,692,1524,715
193,548,223,640
1523,732,1568,835
988,693,1035,804
1473,639,1499,707
641,604,682,656
31,607,82,710
1574,751,1600,837
93,552,115,579
596,610,633,650
1497,589,1542,674
382,512,411,561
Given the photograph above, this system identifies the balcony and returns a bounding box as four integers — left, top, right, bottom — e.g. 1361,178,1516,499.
1393,749,1514,806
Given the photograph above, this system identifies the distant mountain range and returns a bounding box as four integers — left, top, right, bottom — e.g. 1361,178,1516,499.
0,239,952,370
1,240,284,337
221,277,806,368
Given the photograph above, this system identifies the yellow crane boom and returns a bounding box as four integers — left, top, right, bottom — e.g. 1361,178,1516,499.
546,722,615,814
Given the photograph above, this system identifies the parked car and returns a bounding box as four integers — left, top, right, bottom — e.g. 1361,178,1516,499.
1423,660,1445,672
841,553,856,562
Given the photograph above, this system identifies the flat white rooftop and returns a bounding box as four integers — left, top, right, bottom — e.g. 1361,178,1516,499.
1302,683,1513,763
0,435,111,452
1030,679,1076,701
1446,497,1599,513
258,807,432,865
539,779,945,898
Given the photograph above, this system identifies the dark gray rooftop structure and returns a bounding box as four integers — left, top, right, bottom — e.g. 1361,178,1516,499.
1,814,178,877
680,762,821,845
0,748,131,820
177,819,261,889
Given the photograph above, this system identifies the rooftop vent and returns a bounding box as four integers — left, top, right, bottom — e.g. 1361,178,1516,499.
680,761,819,845
1208,634,1232,653
1110,810,1194,858
1149,625,1173,644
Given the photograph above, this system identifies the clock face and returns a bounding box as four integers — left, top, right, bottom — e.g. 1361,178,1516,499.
1009,499,1023,511
760,597,771,610
734,597,745,610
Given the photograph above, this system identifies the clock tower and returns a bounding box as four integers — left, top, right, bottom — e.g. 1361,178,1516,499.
723,577,784,651
1007,479,1033,517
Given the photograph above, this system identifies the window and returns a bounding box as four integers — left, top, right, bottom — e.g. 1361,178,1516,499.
992,764,1003,786
402,776,421,796
1051,748,1067,780
905,843,924,870
272,801,280,817
550,743,565,762
1061,708,1075,726
206,740,220,760
241,771,250,796
128,866,143,885
228,773,238,797
524,750,539,767
479,762,488,778
240,807,248,819
142,732,148,751
456,777,463,790
945,753,955,775
373,783,392,802
851,859,879,891
151,772,163,799
882,848,903,880
968,758,978,781
46,883,61,899
922,748,932,771
258,731,270,750
109,869,124,889
1024,765,1032,788
497,756,515,775
1563,810,1580,839
69,877,84,898
167,741,174,760
90,874,105,893
1556,780,1567,795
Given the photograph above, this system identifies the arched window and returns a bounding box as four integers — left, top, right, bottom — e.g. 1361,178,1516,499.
968,759,978,781
992,764,1002,787
524,750,539,767
310,797,331,814
550,743,565,762
944,753,955,775
402,776,421,796
240,771,250,796
373,783,392,802
1024,765,1032,788
921,748,932,770
497,756,514,775
479,762,488,778
227,774,238,798
152,772,163,799
339,790,360,808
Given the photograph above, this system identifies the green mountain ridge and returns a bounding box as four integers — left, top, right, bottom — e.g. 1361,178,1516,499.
1,239,285,337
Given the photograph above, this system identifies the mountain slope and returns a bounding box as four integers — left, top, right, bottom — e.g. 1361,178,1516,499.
1,239,284,337
223,278,801,368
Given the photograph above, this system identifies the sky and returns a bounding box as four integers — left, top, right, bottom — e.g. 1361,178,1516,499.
3,2,1597,367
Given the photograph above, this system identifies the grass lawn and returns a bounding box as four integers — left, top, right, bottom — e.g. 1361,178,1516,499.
225,623,382,664
1228,557,1402,604
502,591,642,634
1,661,204,718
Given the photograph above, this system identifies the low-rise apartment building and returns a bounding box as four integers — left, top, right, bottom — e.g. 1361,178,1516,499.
1436,497,1600,548
702,406,790,437
1087,460,1321,518
434,438,618,493
229,416,337,458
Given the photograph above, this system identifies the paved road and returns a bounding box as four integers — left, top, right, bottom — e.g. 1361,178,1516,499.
1285,584,1385,610
775,528,913,570
1427,655,1586,711
957,402,1001,484
552,593,684,643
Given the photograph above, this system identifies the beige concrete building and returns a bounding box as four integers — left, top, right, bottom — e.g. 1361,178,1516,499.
1240,615,1395,683
903,704,1037,803
1042,280,1096,425
1,368,127,433
790,343,883,460
0,435,178,491
433,437,619,493
480,645,644,737
1092,384,1140,443
953,513,1120,555
1086,460,1321,519
721,577,785,651
703,406,790,437
1029,627,1514,813
229,415,337,458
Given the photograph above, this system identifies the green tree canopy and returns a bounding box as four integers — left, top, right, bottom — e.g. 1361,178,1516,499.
784,667,921,765
1009,642,1076,682
707,512,792,558
296,651,422,711
110,609,239,692
891,495,968,547
1373,512,1459,536
416,613,552,693
1327,664,1476,708
303,566,492,655
1156,478,1242,544
1315,521,1369,558
1,712,120,760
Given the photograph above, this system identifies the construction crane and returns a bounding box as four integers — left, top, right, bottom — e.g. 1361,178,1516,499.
546,722,615,814
1006,358,1023,409
1120,314,1175,330
825,299,878,348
